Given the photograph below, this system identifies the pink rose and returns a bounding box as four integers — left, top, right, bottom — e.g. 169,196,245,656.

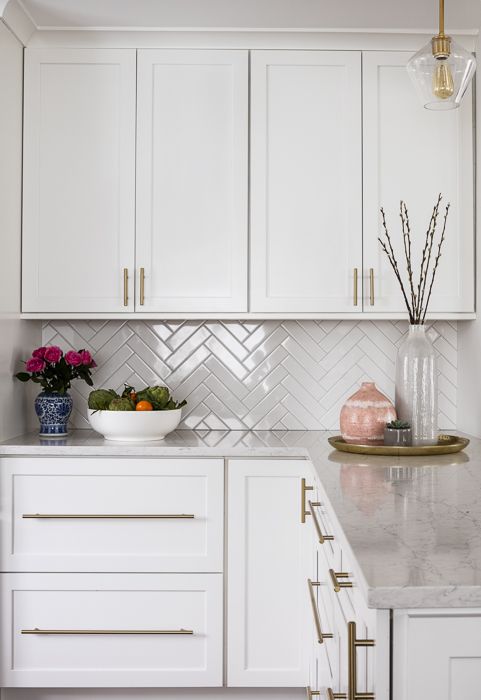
79,350,94,366
32,346,47,359
44,346,63,364
65,350,82,366
26,357,46,373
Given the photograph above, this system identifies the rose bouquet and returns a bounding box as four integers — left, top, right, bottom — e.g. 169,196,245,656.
15,346,96,394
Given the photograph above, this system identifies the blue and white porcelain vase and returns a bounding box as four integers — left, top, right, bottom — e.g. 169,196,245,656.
34,392,73,437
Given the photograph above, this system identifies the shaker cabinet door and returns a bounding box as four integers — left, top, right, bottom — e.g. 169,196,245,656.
135,49,248,312
227,459,309,686
22,49,136,312
362,51,474,314
250,50,362,313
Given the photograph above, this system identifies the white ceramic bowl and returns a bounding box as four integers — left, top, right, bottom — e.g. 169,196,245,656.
88,408,182,442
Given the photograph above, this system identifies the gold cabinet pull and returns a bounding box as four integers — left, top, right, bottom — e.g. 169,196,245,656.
328,690,347,700
308,501,334,544
369,268,375,306
306,689,321,699
348,621,375,700
301,478,314,524
140,267,145,305
307,579,333,644
22,628,193,635
22,513,195,519
123,268,128,306
329,569,353,593
353,268,358,306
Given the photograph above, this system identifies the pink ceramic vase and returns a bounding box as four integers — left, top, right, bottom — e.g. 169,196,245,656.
340,382,396,445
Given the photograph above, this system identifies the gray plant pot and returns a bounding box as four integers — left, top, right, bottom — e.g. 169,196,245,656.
384,427,412,447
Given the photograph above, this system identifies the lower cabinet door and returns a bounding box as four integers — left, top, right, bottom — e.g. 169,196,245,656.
227,459,309,686
0,573,223,688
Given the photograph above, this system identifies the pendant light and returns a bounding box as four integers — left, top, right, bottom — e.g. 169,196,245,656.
407,0,476,110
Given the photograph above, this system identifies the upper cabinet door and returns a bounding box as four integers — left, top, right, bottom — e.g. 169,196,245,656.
136,50,248,312
22,49,136,313
250,51,362,313
363,51,474,314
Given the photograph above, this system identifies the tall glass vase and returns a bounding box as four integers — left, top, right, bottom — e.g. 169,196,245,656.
395,325,438,446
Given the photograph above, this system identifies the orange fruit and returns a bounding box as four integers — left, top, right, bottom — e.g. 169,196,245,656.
136,400,153,411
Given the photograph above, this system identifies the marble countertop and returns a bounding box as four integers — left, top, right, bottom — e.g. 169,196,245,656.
1,429,480,610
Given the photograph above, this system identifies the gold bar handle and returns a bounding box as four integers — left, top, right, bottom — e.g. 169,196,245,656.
353,268,358,306
348,621,375,700
301,478,314,524
22,628,193,635
308,501,334,544
22,514,195,519
306,689,320,699
328,690,347,700
123,268,128,307
329,569,353,593
307,579,333,645
369,268,375,306
140,267,145,306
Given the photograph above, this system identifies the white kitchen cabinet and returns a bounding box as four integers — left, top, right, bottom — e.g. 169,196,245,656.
22,49,136,313
250,50,362,313
393,609,481,700
0,457,223,573
227,459,309,686
0,573,223,688
363,51,474,314
136,49,248,312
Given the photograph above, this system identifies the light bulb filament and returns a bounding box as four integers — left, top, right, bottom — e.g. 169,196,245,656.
433,61,454,99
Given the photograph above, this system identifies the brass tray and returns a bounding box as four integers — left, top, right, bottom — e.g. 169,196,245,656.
328,434,470,457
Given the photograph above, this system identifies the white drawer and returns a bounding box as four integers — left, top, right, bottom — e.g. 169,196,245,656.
0,573,223,687
0,457,223,572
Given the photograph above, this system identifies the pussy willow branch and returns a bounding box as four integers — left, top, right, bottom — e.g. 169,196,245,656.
414,195,441,320
422,203,450,324
378,208,415,323
417,194,442,321
400,201,417,316
378,195,449,324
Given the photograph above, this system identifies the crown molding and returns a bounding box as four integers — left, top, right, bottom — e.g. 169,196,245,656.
1,0,35,45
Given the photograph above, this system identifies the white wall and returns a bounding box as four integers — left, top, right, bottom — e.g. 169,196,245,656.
0,20,41,440
457,28,481,437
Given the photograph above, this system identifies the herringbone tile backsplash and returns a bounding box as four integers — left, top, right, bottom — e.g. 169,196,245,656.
42,320,457,430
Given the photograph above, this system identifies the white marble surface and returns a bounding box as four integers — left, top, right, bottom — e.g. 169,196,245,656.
1,429,480,610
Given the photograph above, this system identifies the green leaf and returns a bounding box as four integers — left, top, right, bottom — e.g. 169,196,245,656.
15,372,30,382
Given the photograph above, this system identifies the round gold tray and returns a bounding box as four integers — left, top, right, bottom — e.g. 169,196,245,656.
328,434,470,457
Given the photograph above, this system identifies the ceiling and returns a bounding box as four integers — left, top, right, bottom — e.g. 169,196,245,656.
18,0,481,32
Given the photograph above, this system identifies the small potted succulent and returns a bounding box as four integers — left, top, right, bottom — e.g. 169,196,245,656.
384,420,412,447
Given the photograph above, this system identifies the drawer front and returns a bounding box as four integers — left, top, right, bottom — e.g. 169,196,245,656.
0,458,223,572
0,573,223,687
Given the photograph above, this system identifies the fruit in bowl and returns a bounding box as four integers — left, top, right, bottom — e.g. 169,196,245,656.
87,385,186,442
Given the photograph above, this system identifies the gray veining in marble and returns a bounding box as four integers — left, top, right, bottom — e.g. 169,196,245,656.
1,429,480,610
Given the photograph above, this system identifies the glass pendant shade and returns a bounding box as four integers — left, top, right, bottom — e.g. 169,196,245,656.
407,38,476,110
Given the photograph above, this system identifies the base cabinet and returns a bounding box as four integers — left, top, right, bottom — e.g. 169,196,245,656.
227,459,309,687
393,610,481,700
0,573,223,688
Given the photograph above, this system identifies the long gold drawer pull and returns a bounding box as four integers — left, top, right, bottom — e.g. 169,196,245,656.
328,690,347,700
307,579,333,644
329,569,353,593
301,478,314,524
22,513,195,519
306,689,320,699
140,267,145,305
123,268,128,306
348,621,375,700
22,628,193,635
369,268,375,306
308,501,334,544
353,267,358,306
